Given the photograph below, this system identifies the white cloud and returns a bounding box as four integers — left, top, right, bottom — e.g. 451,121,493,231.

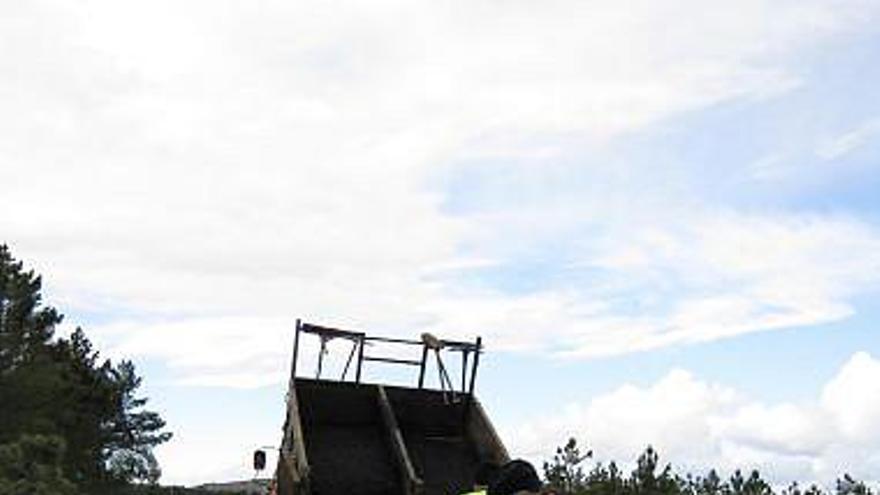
748,153,795,182
153,420,282,487
72,208,880,486
817,119,880,160
3,1,880,486
547,211,880,358
88,317,292,388
0,0,877,380
510,352,880,486
74,209,880,383
821,352,880,443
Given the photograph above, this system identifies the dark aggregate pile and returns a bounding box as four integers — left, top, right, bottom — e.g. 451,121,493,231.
403,432,479,495
304,424,400,495
295,379,486,495
389,388,479,495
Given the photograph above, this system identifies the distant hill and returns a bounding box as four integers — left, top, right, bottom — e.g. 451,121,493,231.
193,479,270,494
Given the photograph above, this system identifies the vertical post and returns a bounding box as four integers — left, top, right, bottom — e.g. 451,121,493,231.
468,337,482,397
355,335,366,383
462,337,482,426
460,350,469,394
341,339,358,381
436,350,454,394
417,344,429,389
316,337,326,379
290,319,301,383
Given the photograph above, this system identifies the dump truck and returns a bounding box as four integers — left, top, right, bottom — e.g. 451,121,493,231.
272,320,510,495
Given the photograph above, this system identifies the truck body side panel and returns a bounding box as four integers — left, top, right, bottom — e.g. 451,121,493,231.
277,379,508,495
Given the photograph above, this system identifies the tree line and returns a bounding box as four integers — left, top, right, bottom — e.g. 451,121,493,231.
543,438,874,495
4,243,877,494
0,244,199,494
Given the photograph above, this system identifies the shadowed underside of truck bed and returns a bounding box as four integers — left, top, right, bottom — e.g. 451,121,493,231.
274,322,509,495
279,379,508,495
298,381,399,495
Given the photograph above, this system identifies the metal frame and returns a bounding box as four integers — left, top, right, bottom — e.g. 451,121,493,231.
291,319,483,397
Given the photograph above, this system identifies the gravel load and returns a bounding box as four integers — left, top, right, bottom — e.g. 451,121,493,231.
305,424,400,495
297,380,490,495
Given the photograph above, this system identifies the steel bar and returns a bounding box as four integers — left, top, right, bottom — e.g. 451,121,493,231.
291,319,301,382
435,350,456,402
417,344,428,389
468,337,482,397
438,339,480,350
363,336,423,345
341,339,358,380
316,337,327,379
355,336,365,383
300,323,364,341
364,334,478,350
362,356,423,366
461,350,469,393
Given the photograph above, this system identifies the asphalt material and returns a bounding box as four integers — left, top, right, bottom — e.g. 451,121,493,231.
304,424,400,495
403,431,480,495
296,380,485,495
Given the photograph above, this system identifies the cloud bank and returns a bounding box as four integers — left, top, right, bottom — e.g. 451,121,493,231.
3,0,880,387
5,0,880,487
510,352,880,487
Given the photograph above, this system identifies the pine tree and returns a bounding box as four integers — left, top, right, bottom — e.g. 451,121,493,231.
0,244,171,490
544,438,591,494
541,438,877,495
0,435,78,495
0,244,62,373
103,360,172,484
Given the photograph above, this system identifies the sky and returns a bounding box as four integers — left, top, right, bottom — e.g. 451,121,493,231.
2,0,880,488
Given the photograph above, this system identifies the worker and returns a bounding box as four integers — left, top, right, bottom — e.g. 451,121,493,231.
490,459,542,495
465,459,542,495
461,462,497,495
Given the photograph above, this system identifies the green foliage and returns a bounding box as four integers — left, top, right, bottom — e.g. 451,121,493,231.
837,475,873,495
782,482,826,495
0,245,62,373
543,439,875,495
0,244,171,491
545,438,592,494
103,360,173,484
0,435,78,495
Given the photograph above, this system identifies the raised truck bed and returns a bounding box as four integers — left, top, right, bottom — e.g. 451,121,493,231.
273,321,508,495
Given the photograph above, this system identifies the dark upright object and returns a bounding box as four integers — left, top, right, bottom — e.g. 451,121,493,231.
274,321,507,495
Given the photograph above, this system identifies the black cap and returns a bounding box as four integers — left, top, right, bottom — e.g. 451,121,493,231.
475,462,501,486
488,459,541,495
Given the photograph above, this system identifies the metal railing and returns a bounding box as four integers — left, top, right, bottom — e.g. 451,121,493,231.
290,319,483,397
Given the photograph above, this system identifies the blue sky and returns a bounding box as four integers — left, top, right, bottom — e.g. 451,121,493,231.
2,0,880,487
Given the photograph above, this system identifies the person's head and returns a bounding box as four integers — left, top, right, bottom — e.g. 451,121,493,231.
488,459,541,495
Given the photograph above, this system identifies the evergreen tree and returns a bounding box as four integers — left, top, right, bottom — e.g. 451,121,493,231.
629,446,684,495
544,438,591,494
691,469,724,495
541,438,875,495
837,475,873,495
103,360,172,484
0,244,66,445
0,435,78,495
0,244,62,373
783,482,827,495
0,244,171,490
728,469,773,495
